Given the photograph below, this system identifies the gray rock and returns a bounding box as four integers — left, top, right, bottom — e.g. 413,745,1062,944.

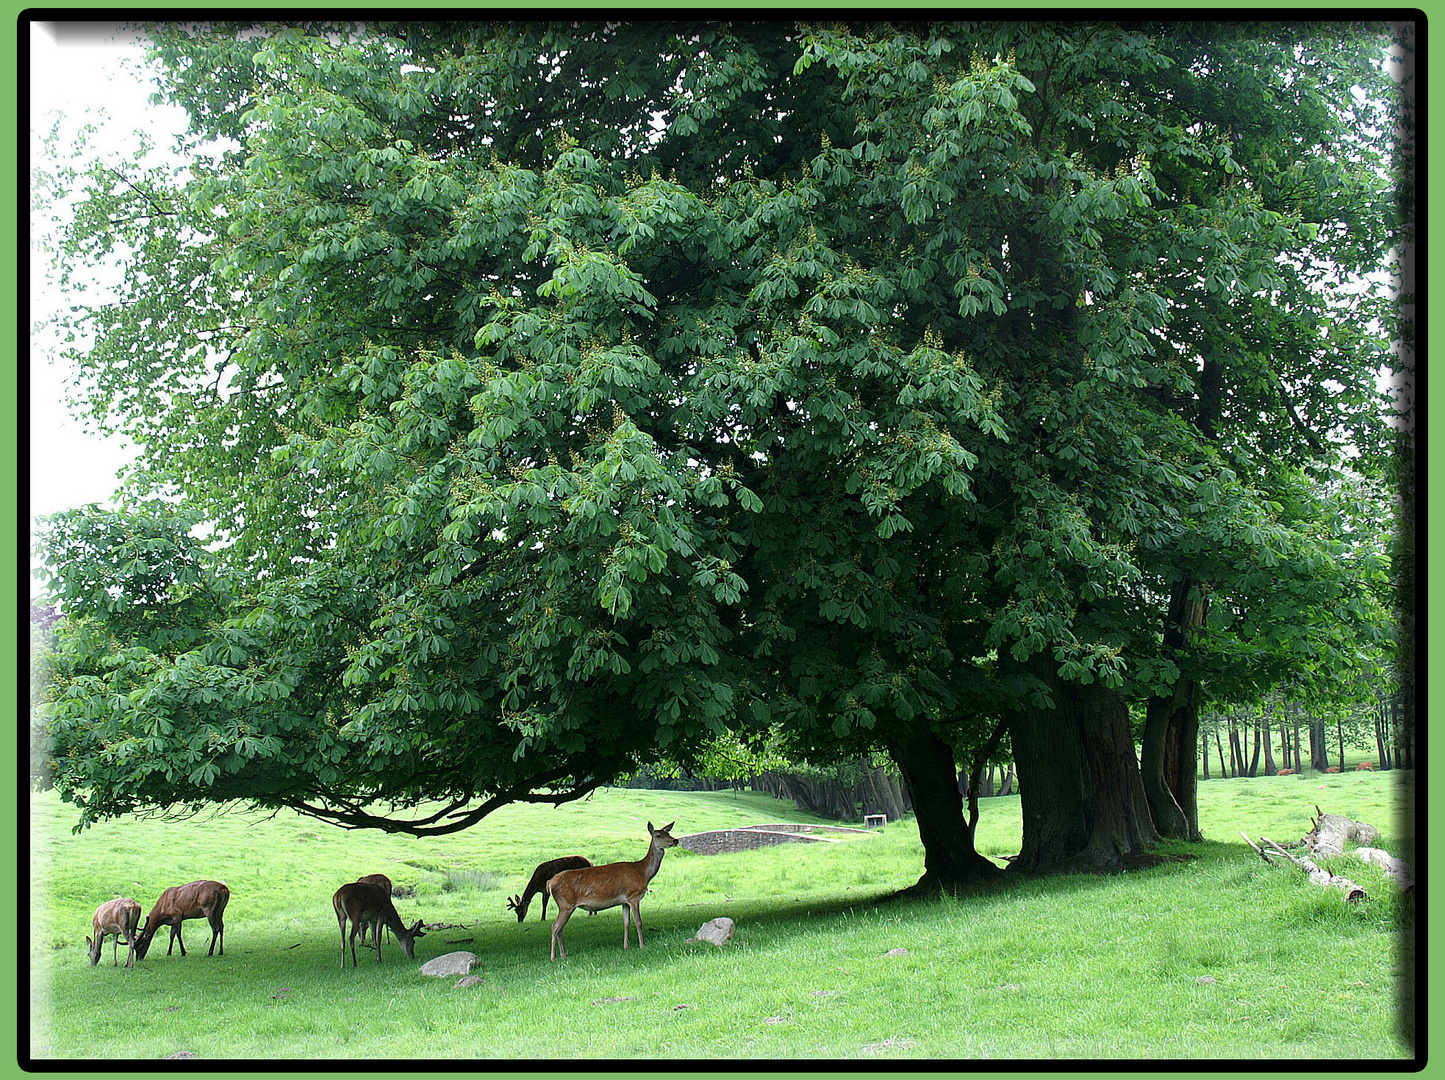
418,951,480,976
686,917,735,946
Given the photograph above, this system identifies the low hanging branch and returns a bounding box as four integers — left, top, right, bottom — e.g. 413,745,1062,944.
1241,831,1367,902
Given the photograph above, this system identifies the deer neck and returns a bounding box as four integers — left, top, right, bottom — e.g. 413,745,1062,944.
379,907,408,937
640,839,668,884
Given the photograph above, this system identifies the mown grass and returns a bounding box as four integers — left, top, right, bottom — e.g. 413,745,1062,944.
28,771,1414,1061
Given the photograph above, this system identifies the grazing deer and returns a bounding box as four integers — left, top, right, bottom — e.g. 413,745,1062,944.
87,897,141,968
546,821,678,961
332,881,425,969
355,873,393,945
506,855,594,922
133,880,229,960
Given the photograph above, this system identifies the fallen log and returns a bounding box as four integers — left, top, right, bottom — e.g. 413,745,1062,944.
1301,806,1380,857
1348,847,1415,893
1242,832,1367,902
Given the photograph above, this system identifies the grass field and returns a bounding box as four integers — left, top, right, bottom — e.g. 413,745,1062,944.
27,770,1415,1061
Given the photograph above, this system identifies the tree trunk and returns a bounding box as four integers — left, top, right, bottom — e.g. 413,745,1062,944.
1142,694,1191,838
1248,713,1262,777
1215,726,1228,778
862,764,906,821
1201,730,1210,779
1140,580,1205,839
887,730,1001,894
1310,716,1328,771
1336,714,1345,772
1300,705,1312,774
1262,706,1277,776
1009,670,1159,873
1228,713,1245,776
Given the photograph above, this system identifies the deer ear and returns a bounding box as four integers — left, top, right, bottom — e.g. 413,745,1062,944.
662,821,675,832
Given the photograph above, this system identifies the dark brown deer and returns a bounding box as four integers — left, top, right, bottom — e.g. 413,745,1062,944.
133,880,229,960
87,897,141,968
546,821,678,961
355,873,393,945
332,882,425,969
505,855,593,922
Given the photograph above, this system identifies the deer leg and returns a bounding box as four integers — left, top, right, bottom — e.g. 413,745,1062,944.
621,904,631,949
550,905,574,961
170,924,186,957
631,899,645,948
208,916,222,957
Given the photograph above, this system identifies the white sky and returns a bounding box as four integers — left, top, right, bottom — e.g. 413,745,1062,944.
28,22,187,596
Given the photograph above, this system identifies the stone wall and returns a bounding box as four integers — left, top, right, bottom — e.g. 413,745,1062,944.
676,824,871,855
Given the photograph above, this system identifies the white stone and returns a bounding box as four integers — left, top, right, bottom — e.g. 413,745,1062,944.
418,951,480,976
687,917,735,946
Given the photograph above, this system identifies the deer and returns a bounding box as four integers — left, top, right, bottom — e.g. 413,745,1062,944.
87,897,141,968
332,881,426,969
545,821,679,961
355,873,393,945
132,880,229,960
506,855,594,923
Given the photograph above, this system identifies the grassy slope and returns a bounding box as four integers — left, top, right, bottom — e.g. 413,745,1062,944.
28,772,1414,1061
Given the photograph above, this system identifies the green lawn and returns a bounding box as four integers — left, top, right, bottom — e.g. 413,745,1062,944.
28,770,1414,1060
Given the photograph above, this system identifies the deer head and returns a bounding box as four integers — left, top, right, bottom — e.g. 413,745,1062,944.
397,919,426,958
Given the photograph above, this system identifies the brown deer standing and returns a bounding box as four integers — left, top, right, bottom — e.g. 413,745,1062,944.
332,881,425,969
87,897,141,968
355,873,393,945
546,821,679,961
506,855,594,922
133,880,229,960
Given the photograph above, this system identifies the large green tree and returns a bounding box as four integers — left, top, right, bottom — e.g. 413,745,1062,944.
35,22,1404,888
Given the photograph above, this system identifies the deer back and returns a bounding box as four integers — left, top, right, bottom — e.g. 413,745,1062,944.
334,882,425,954
143,880,229,927
356,873,393,895
88,898,141,964
548,823,677,907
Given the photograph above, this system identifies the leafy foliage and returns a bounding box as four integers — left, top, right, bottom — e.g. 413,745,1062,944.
34,21,1404,837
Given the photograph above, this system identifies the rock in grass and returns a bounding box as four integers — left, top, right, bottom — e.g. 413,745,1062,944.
686,917,735,946
419,951,480,976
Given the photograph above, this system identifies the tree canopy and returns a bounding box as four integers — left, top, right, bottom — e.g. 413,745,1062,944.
34,21,1408,876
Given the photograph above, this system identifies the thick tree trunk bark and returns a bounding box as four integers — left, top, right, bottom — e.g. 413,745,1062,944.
1140,580,1205,839
1009,670,1159,872
1142,694,1191,839
887,730,1001,894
